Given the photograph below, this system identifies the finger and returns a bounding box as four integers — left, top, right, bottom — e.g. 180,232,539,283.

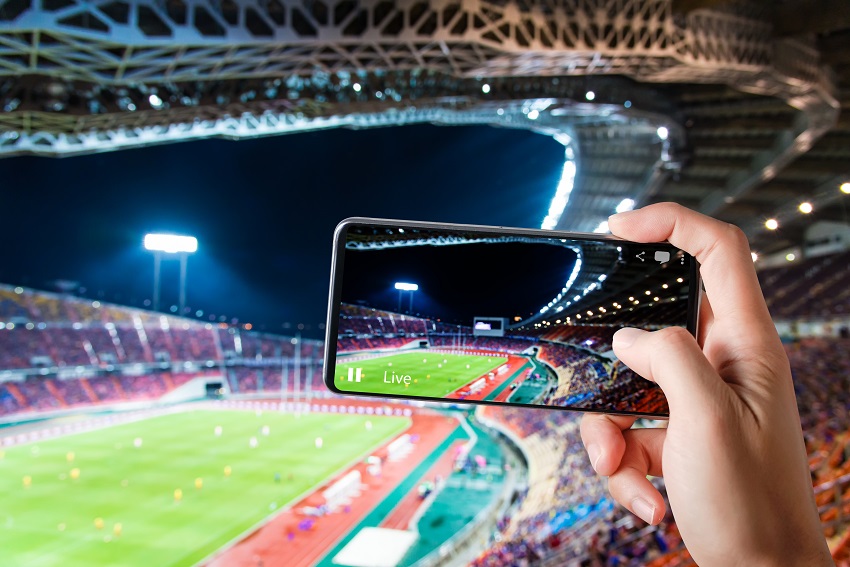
607,428,667,525
609,203,775,341
580,413,638,476
612,326,726,418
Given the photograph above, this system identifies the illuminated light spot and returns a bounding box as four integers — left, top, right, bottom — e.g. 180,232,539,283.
527,109,540,120
615,198,635,213
677,278,684,283
840,182,850,194
751,251,758,262
481,84,490,93
662,284,668,289
798,202,813,214
352,83,361,92
765,218,779,230
645,290,651,295
786,253,796,262
585,91,595,101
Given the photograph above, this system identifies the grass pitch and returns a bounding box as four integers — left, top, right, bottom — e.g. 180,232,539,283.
334,351,506,398
0,409,409,567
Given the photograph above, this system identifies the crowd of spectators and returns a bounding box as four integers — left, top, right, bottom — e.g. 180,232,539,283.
226,363,325,394
760,249,850,320
0,284,324,417
337,336,415,352
475,406,611,566
0,285,317,369
473,334,850,565
338,306,431,338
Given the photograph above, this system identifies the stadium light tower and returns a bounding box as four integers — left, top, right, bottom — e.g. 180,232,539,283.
394,282,418,313
144,234,198,314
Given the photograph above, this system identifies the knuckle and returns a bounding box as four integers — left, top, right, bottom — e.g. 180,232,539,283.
653,326,694,349
721,222,750,250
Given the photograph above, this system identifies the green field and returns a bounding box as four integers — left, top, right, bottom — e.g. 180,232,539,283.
334,351,505,398
0,409,409,567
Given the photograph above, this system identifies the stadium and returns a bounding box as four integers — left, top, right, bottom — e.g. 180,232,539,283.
2,2,850,567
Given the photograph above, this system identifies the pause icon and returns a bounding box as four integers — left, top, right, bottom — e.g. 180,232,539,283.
347,368,362,382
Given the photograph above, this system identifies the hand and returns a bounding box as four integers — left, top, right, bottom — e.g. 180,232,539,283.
579,203,832,566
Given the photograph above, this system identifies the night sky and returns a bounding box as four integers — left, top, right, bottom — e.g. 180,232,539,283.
1,124,565,338
340,241,578,324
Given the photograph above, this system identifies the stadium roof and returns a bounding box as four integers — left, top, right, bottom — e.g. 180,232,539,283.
1,0,849,256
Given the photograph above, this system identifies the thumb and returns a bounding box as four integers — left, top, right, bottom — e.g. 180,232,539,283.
612,326,724,417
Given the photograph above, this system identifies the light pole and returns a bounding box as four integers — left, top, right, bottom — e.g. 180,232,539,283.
394,282,418,314
144,233,198,314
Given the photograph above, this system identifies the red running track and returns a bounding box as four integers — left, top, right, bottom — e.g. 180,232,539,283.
445,356,528,402
492,367,534,403
205,411,459,567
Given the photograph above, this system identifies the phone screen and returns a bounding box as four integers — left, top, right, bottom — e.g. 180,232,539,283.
324,220,699,417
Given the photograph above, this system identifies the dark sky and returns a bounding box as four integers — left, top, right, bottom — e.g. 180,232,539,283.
340,242,578,323
1,124,565,338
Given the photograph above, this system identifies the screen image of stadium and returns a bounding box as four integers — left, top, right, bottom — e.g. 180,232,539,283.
329,223,697,415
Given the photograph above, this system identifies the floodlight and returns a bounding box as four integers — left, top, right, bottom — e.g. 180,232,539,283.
144,233,198,254
394,282,418,291
615,198,635,213
657,126,669,140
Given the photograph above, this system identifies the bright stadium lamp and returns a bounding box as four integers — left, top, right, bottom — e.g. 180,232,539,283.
394,282,418,313
144,233,198,314
144,233,198,254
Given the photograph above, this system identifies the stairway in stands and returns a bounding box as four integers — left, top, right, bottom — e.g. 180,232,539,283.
3,383,28,408
80,379,99,403
44,380,67,407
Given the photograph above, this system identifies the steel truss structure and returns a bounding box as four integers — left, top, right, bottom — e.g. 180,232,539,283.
0,0,839,232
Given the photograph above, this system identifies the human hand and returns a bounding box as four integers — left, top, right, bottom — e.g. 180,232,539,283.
579,203,832,566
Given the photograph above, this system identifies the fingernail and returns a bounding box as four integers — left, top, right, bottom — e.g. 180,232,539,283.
608,210,637,223
587,443,602,473
613,327,644,349
631,497,656,524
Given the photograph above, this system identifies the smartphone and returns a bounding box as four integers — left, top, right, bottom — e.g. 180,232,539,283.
323,218,700,418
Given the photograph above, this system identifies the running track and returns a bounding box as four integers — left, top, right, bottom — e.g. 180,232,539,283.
445,356,529,402
205,411,460,567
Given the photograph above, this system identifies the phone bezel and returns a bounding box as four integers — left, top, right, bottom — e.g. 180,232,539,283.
323,217,702,419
